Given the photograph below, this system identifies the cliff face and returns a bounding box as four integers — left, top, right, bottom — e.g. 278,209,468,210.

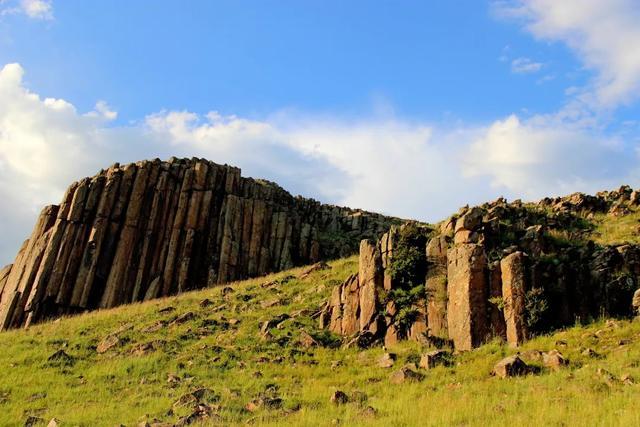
0,158,397,330
321,187,640,351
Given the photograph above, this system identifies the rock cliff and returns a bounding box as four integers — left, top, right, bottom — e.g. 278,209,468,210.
321,186,640,351
0,158,397,330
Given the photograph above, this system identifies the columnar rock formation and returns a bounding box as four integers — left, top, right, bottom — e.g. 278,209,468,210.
322,187,640,351
0,158,397,330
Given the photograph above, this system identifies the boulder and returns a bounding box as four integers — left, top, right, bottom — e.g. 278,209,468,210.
542,349,568,370
492,355,529,378
389,367,425,384
419,350,452,369
377,352,396,368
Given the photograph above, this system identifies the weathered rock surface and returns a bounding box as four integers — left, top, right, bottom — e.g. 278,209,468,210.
501,252,528,347
0,158,396,330
447,243,488,351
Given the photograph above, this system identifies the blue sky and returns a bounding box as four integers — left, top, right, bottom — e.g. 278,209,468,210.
1,0,640,264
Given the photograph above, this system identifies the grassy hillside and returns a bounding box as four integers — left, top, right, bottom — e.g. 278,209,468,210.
1,256,640,426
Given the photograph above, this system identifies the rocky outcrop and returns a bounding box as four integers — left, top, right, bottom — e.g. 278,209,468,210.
0,158,397,330
447,243,488,351
500,252,528,347
322,187,640,351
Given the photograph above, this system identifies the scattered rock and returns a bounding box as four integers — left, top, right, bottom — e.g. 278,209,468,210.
228,318,240,326
142,320,167,333
199,298,213,308
261,299,282,309
259,314,290,334
331,360,342,369
97,334,120,354
519,349,543,363
621,373,635,386
245,397,283,412
47,350,75,367
298,262,331,280
542,349,568,371
377,352,396,368
581,348,600,358
361,406,378,418
299,331,318,348
389,367,425,384
419,350,452,369
170,312,196,325
330,390,349,405
158,306,175,314
24,416,43,427
46,419,60,427
492,355,529,378
597,368,617,387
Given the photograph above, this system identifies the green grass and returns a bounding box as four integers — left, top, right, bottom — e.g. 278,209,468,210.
1,256,640,426
591,208,640,246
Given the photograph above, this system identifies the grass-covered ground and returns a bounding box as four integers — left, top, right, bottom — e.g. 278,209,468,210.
1,256,639,426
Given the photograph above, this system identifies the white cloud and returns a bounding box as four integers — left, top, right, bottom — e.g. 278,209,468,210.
1,0,52,19
465,114,636,198
1,62,639,267
511,57,544,74
496,0,640,111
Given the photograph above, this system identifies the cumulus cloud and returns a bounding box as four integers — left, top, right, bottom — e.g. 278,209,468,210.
511,57,543,74
1,0,53,20
495,0,640,111
464,114,637,198
1,62,639,266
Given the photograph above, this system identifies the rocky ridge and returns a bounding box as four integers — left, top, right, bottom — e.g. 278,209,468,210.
321,186,640,351
0,158,397,330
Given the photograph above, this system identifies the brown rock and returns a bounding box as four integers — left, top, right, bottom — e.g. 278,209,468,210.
447,243,488,351
389,367,425,384
542,349,568,370
419,350,452,369
358,240,383,333
330,390,349,405
492,355,529,378
501,252,528,347
97,334,120,354
377,352,396,368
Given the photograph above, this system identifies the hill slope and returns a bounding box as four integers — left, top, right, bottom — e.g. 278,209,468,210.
1,256,640,426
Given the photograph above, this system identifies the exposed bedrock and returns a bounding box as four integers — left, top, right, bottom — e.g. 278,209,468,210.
0,158,397,330
322,187,640,351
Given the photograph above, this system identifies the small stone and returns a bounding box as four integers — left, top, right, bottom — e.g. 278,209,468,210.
361,406,377,418
597,368,617,387
170,312,196,325
330,390,349,405
581,348,600,358
621,373,635,386
97,334,120,354
299,331,318,348
158,306,175,314
47,350,75,367
419,350,452,369
199,298,213,308
24,417,43,427
389,367,425,384
542,350,568,371
47,419,60,427
377,352,396,368
492,355,529,378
